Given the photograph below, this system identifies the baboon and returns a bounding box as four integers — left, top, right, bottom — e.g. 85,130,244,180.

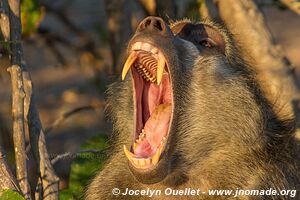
86,16,300,199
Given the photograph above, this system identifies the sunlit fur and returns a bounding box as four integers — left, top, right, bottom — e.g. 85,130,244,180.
86,19,300,200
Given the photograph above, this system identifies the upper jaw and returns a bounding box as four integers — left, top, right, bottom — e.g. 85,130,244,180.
122,41,168,85
131,42,160,54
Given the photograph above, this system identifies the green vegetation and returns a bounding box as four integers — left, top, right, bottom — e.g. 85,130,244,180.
21,0,44,36
60,134,109,200
0,190,24,200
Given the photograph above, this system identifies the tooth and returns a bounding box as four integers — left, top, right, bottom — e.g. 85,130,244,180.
132,158,139,165
142,43,151,51
138,159,146,166
133,142,138,151
151,48,158,54
123,145,134,160
132,42,142,50
156,53,166,85
139,134,144,139
150,76,156,82
145,158,151,165
151,148,161,165
122,52,137,80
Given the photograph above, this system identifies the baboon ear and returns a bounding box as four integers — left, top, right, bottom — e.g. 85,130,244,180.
172,22,225,54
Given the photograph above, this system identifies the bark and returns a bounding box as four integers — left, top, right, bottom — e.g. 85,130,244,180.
2,0,59,199
0,147,20,195
7,0,31,198
7,65,31,199
200,0,300,122
23,71,59,200
0,0,10,41
279,0,300,16
0,0,19,195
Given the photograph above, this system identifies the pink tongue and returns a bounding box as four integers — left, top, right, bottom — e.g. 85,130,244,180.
134,103,171,157
144,103,171,146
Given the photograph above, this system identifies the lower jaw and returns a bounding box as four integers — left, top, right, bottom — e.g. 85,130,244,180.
123,132,168,169
128,150,170,184
124,97,172,170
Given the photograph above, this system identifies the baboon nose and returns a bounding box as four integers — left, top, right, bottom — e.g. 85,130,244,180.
137,16,171,36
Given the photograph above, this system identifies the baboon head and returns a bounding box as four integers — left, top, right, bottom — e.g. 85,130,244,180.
110,16,293,185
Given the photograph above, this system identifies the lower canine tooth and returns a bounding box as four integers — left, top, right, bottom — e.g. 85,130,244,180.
123,145,134,161
151,148,161,165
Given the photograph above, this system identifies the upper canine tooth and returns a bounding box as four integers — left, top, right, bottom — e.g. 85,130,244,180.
122,52,137,80
157,53,166,85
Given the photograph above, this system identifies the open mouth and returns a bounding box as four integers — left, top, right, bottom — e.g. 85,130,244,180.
122,42,173,170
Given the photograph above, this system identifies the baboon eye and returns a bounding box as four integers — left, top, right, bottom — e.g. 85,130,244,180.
197,38,217,49
198,39,213,48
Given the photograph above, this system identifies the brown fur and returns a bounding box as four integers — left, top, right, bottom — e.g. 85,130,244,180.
86,17,300,200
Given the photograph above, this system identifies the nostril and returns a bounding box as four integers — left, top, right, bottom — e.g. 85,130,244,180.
138,17,168,34
145,19,151,27
153,20,163,31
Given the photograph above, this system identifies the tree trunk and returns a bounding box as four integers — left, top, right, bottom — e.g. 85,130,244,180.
0,147,20,195
1,0,59,199
7,0,31,198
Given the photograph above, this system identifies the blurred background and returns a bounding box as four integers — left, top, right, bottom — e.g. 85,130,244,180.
0,0,300,199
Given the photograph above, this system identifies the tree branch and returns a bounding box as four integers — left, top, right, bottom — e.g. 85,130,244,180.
0,0,10,41
4,0,59,199
0,148,20,195
21,47,59,200
25,90,59,200
6,0,31,198
0,0,20,195
280,0,300,16
45,105,96,134
7,64,31,199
